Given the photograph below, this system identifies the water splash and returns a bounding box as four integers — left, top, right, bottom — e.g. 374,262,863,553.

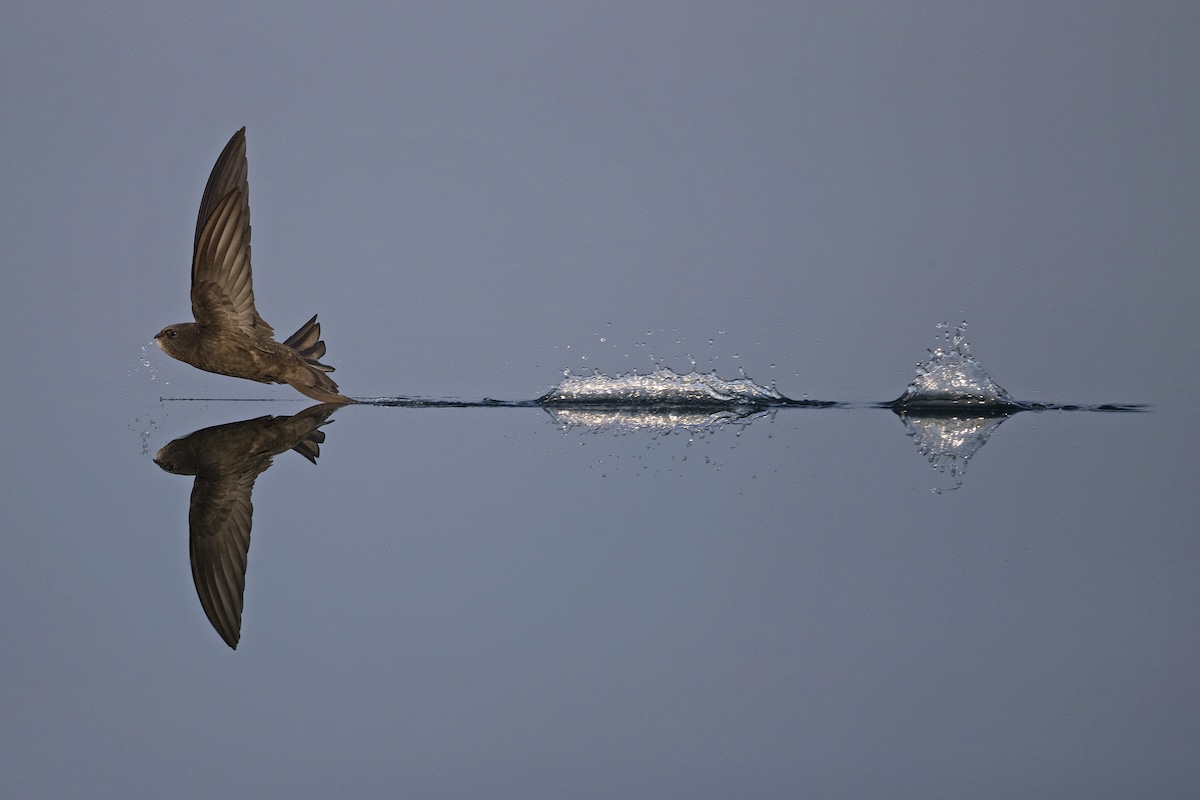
893,322,1017,410
132,342,170,385
132,343,159,381
539,367,785,406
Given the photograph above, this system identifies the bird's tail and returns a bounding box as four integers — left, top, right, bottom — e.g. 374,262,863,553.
283,314,333,369
284,315,354,404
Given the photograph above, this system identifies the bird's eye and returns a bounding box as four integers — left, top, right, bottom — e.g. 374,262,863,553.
167,329,178,338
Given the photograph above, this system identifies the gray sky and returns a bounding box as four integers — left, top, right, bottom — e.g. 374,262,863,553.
3,1,1197,404
2,3,1198,798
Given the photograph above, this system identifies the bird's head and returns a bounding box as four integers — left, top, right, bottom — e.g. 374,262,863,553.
154,322,201,363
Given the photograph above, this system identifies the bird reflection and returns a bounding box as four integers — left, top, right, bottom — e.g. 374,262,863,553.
154,404,340,648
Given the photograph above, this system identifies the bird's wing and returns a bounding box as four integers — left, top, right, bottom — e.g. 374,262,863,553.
195,128,247,254
191,129,274,337
191,187,274,336
188,466,263,649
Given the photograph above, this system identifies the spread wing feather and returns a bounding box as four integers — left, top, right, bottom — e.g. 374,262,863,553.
190,128,273,337
188,467,263,649
195,127,247,253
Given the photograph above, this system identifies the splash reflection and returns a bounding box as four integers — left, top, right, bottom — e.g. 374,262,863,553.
895,410,1012,493
545,405,775,435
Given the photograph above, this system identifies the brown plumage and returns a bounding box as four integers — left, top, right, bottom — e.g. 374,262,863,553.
155,128,352,404
154,404,340,648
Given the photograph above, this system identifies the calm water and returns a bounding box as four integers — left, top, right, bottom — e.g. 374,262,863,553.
4,349,1194,798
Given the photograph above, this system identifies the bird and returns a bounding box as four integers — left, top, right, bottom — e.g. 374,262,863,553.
154,127,353,404
154,403,341,648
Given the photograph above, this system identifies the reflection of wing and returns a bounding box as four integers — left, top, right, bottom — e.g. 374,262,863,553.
188,468,261,649
191,128,273,336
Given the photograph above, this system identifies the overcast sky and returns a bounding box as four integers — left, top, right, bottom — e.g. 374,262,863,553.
3,1,1197,405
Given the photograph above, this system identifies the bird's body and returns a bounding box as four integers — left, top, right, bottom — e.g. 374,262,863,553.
155,127,352,404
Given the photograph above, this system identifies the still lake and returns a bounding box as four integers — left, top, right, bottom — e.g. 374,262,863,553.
3,361,1194,798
